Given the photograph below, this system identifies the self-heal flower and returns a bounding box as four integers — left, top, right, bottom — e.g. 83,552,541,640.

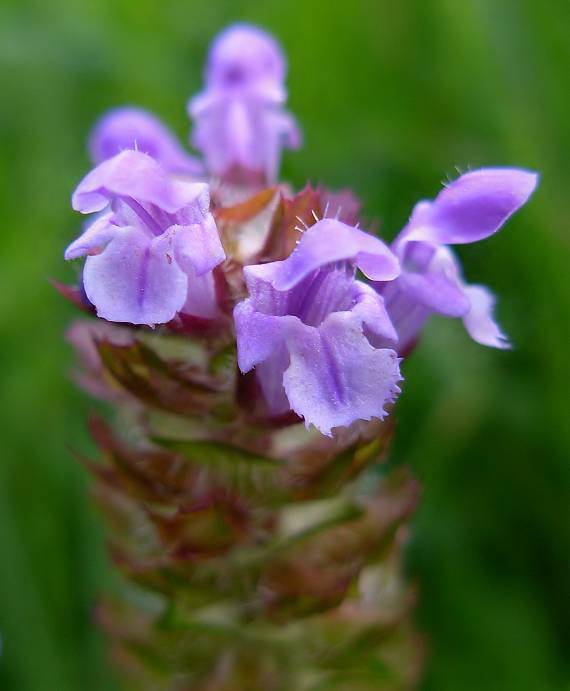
89,107,203,176
188,24,300,183
234,219,402,435
377,168,538,351
65,150,225,326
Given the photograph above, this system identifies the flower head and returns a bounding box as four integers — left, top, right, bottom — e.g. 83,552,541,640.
89,107,203,176
65,150,225,326
377,168,538,351
188,24,300,184
234,218,402,435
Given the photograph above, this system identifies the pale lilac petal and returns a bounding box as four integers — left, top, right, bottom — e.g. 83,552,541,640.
282,316,402,436
189,101,233,176
254,345,291,416
173,216,225,277
180,267,219,320
72,150,208,215
189,97,299,182
89,107,203,175
83,226,187,326
226,100,253,166
462,284,511,349
402,168,538,246
64,213,118,260
246,219,400,290
350,281,399,346
233,299,286,372
263,108,301,183
281,111,302,149
389,302,431,353
395,271,470,317
234,281,402,433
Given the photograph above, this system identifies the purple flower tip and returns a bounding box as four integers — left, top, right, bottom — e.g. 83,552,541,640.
65,150,225,326
188,23,300,183
89,107,203,175
247,218,400,290
205,24,287,96
400,167,539,247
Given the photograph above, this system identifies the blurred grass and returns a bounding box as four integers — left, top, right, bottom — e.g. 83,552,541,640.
0,0,568,689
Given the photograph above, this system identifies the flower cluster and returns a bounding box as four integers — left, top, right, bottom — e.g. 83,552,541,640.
64,24,538,435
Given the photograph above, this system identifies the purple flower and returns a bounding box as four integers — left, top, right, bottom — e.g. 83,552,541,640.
188,24,300,183
89,107,203,176
377,168,539,351
234,219,402,435
65,150,225,326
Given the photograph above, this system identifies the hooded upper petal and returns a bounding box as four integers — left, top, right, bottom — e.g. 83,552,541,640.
89,107,203,175
72,150,209,215
246,218,400,291
204,24,286,99
400,168,538,247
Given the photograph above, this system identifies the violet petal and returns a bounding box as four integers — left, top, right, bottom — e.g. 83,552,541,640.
83,226,187,326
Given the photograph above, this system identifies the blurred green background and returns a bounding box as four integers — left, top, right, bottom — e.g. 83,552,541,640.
0,0,568,689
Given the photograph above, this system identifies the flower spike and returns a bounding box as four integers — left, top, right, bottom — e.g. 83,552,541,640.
60,23,539,690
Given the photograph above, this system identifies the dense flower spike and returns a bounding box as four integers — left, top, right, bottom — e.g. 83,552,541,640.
61,22,539,691
377,168,538,351
65,150,225,325
89,106,203,175
188,24,300,183
234,219,402,435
